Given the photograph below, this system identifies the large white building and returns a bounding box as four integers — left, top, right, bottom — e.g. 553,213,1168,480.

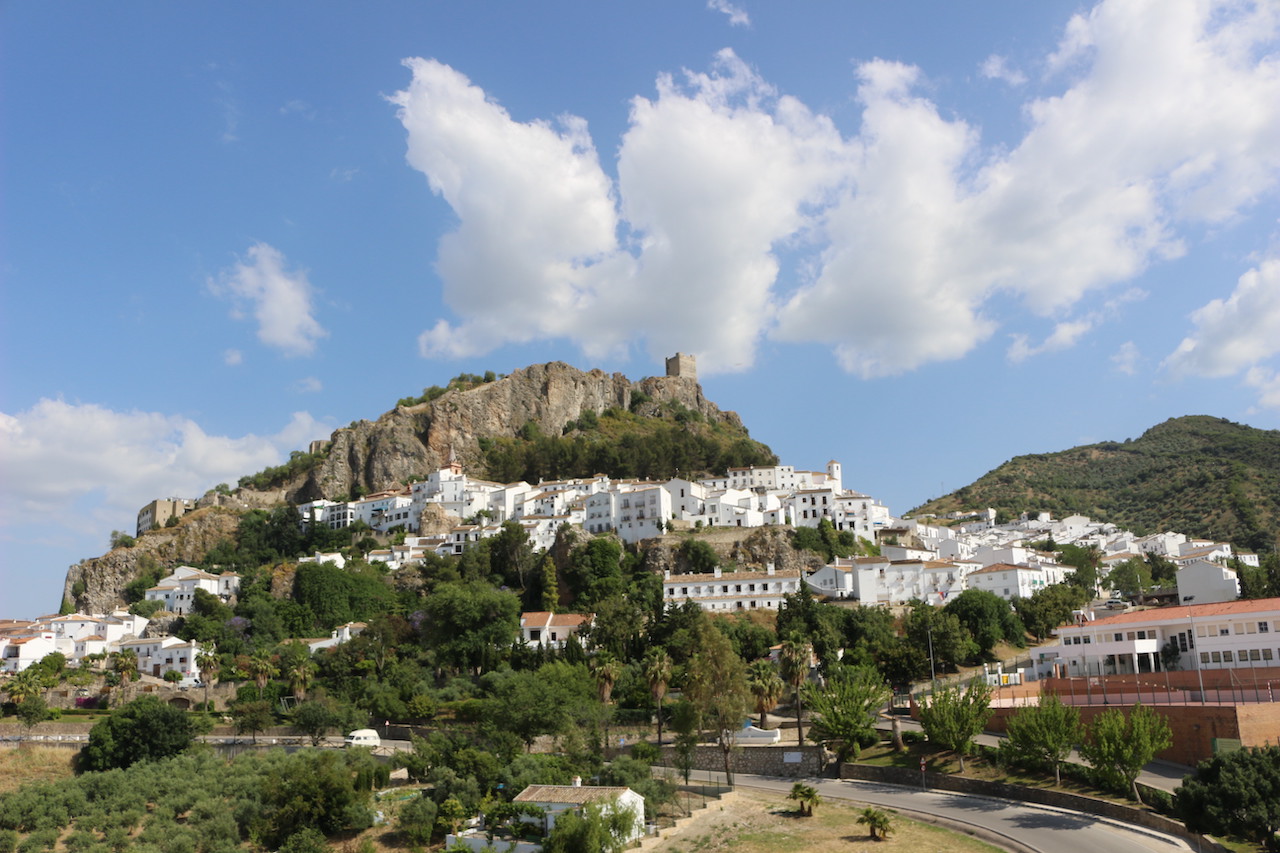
144,566,240,616
1046,598,1280,676
663,564,802,612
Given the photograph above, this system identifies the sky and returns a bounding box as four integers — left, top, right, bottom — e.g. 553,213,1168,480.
3,1,1280,619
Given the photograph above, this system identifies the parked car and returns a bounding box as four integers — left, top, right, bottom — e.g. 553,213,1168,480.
1106,598,1128,609
343,729,381,749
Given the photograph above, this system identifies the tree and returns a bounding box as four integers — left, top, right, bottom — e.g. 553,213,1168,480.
544,798,636,853
1002,693,1084,785
684,621,751,785
1175,745,1280,851
1107,558,1153,601
1079,703,1172,803
396,794,438,847
246,652,279,692
81,695,199,771
258,750,372,848
778,637,813,747
643,647,672,745
916,680,993,771
112,649,139,683
746,659,785,730
904,602,975,674
16,695,51,733
421,580,520,674
196,647,221,710
944,589,1025,658
287,658,316,701
788,782,820,817
1013,584,1089,642
292,699,341,746
3,668,43,706
856,806,893,840
805,664,891,762
233,699,275,744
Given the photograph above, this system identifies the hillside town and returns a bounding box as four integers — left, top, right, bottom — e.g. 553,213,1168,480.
3,452,1264,686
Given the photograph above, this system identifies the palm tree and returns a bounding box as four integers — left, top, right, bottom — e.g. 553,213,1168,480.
113,649,139,684
195,647,220,710
643,647,672,745
592,652,623,750
287,659,316,702
788,782,821,817
3,669,43,706
247,652,278,692
857,806,893,840
778,638,812,746
746,659,785,730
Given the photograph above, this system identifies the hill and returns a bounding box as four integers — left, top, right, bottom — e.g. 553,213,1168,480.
236,361,776,504
910,416,1280,553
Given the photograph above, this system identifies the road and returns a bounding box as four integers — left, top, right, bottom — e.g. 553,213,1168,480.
733,774,1193,853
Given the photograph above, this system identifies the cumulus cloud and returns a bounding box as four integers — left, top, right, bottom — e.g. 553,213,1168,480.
1165,256,1280,407
1007,319,1095,363
708,0,750,27
294,376,323,393
980,54,1027,86
0,399,329,540
210,243,328,356
395,0,1280,377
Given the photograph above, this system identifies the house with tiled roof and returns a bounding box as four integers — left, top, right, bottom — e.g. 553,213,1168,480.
512,781,644,843
519,612,592,648
143,566,240,615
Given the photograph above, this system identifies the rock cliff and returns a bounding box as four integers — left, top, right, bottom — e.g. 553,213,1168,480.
279,361,745,503
61,507,243,614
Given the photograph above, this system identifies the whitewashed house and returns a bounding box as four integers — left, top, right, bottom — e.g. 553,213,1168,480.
663,564,802,612
519,612,592,648
1177,559,1241,605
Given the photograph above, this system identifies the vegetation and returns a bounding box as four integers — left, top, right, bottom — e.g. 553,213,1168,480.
1079,703,1173,803
478,406,776,483
916,681,993,771
1176,746,1280,851
1000,693,1084,785
396,371,499,408
856,806,894,840
81,695,204,771
788,782,821,817
804,664,891,762
912,416,1280,555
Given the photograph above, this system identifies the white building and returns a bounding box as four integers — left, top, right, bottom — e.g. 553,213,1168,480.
966,562,1069,601
1177,559,1241,605
116,636,203,681
1046,598,1280,676
511,783,645,845
663,564,801,612
144,566,240,616
519,612,592,648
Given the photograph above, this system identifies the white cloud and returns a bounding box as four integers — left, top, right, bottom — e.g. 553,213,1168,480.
210,243,328,357
708,0,750,27
294,376,323,393
980,54,1027,86
1111,341,1141,375
394,0,1280,377
0,399,329,541
1007,319,1095,363
1165,255,1280,406
223,348,243,366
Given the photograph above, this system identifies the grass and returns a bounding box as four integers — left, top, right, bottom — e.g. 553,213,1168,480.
0,747,78,795
653,788,1001,853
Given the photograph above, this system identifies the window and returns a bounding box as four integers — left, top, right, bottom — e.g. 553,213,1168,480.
1248,649,1261,661
1223,651,1233,663
1201,652,1211,664
1211,652,1222,663
1260,622,1270,634
1263,648,1274,661
1114,633,1123,642
530,630,541,642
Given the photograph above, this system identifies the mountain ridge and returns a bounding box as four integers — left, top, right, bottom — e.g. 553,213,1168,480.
910,415,1280,552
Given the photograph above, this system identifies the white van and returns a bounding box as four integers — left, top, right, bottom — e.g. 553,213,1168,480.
344,729,381,749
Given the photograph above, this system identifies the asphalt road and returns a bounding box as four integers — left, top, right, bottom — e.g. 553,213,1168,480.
733,774,1194,853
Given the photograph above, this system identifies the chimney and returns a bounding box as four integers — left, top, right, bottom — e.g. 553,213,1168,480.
572,776,582,787
766,562,776,576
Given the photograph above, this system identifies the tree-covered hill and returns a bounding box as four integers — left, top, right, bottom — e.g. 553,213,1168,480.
910,416,1280,553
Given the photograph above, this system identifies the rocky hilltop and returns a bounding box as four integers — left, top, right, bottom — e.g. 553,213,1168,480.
272,361,745,503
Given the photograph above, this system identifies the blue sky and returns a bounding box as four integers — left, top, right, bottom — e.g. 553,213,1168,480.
3,1,1280,618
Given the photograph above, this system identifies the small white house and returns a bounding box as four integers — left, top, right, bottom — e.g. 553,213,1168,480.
512,782,645,845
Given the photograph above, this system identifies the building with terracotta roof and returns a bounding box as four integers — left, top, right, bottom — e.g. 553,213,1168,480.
519,612,592,648
662,564,802,612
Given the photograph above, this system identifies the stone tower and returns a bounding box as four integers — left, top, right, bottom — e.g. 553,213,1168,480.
665,352,697,381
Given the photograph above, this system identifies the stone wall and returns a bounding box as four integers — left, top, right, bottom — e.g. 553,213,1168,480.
838,762,1229,852
654,744,825,778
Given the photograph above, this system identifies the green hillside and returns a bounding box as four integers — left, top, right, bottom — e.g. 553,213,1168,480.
911,416,1280,553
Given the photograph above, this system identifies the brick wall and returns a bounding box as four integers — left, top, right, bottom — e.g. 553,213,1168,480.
654,744,825,778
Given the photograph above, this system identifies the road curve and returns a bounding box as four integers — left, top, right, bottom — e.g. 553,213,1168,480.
734,774,1190,853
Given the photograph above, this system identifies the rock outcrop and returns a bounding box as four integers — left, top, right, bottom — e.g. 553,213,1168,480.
62,507,242,614
280,361,744,503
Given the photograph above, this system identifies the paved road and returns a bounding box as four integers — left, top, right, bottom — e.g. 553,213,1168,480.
734,774,1193,853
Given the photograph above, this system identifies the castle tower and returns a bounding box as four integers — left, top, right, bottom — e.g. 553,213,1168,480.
826,460,842,492
665,352,697,381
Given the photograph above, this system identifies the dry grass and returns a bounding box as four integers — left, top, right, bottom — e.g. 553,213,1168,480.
647,788,1001,853
0,746,78,795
